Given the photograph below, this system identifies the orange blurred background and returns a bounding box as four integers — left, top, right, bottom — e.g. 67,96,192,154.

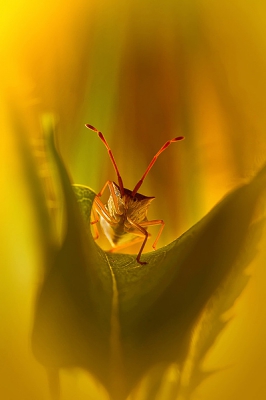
1,1,266,399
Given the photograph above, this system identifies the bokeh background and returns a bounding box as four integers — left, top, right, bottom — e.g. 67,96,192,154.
1,0,266,399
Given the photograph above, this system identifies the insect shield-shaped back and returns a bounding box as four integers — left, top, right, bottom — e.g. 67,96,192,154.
123,187,155,224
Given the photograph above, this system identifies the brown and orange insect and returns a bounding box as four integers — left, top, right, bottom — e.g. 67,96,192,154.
86,124,184,265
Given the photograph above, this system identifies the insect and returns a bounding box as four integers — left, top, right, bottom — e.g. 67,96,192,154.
86,124,184,265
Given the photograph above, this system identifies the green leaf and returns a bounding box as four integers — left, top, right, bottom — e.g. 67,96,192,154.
32,126,266,400
32,125,114,398
178,218,265,399
11,112,55,257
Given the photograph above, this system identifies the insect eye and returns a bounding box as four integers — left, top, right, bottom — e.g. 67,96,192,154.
132,197,137,202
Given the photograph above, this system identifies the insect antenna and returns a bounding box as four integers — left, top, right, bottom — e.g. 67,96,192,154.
131,136,185,197
85,124,125,195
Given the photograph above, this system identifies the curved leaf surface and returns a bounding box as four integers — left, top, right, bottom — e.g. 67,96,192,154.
32,128,266,400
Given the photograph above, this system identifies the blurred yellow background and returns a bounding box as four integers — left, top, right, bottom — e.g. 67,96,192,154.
1,0,266,399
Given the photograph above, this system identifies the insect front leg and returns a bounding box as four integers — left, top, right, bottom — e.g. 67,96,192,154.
90,180,121,241
97,180,120,214
126,217,150,265
139,219,165,250
92,195,117,226
91,180,121,223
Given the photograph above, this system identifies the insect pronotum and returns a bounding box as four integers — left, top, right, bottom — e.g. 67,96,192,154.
85,124,184,265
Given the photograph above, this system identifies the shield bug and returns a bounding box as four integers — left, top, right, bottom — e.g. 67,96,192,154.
85,124,184,265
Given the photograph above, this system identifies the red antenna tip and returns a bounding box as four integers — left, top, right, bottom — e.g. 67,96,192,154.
174,136,185,141
85,124,98,132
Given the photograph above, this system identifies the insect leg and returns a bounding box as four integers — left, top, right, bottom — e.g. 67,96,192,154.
139,219,165,250
97,180,120,214
109,235,148,253
97,180,111,197
126,217,149,265
91,204,100,240
90,182,119,242
91,204,99,225
93,195,117,226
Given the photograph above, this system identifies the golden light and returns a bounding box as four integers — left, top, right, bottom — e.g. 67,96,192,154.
1,1,266,399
